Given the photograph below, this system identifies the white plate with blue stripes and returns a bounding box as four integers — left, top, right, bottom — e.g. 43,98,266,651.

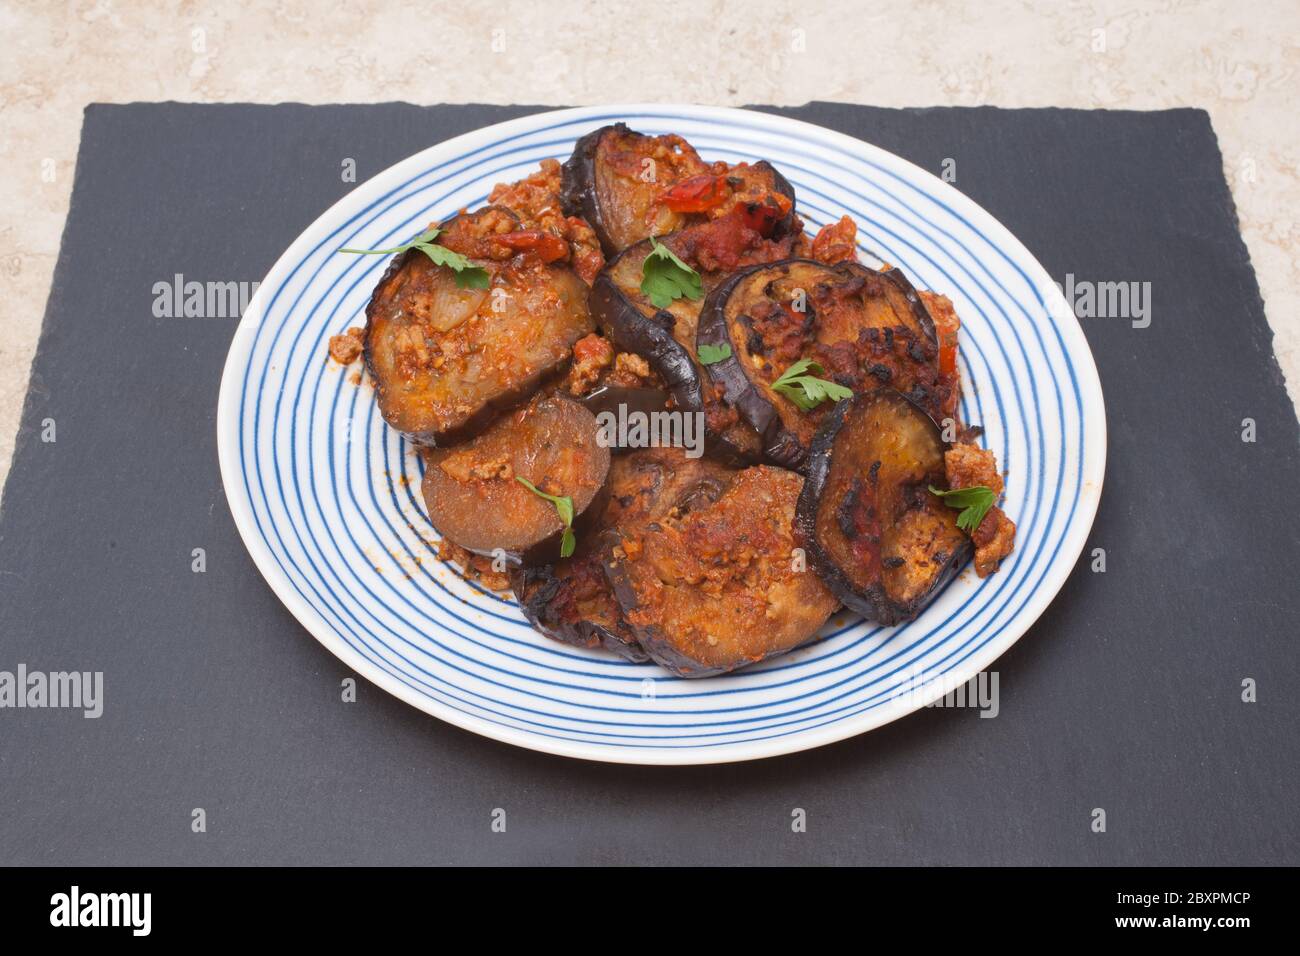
217,105,1106,765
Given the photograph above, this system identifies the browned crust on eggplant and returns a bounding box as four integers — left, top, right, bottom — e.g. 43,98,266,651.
510,556,646,661
592,232,817,465
363,207,594,446
591,238,758,463
421,394,610,564
561,124,798,258
511,447,736,661
560,125,621,256
605,464,838,677
698,258,952,471
795,390,970,625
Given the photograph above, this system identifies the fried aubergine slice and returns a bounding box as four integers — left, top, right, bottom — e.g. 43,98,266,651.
698,258,957,470
510,446,737,661
606,464,838,678
589,220,804,464
364,206,595,445
561,123,798,257
421,394,610,565
796,389,970,625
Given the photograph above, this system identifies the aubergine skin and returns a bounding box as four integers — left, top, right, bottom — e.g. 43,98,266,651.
795,389,970,625
509,560,648,662
590,273,709,427
590,266,702,402
560,125,616,255
749,160,799,241
589,236,762,465
698,258,946,472
696,262,802,468
577,383,673,426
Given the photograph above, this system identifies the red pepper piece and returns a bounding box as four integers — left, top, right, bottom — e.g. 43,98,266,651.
658,174,729,212
495,230,569,263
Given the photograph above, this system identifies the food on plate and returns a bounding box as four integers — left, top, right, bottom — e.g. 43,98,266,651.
698,258,957,470
561,123,798,256
606,464,838,676
511,446,736,662
420,394,610,564
339,122,1016,676
361,206,595,445
942,442,1017,577
590,230,795,463
796,389,971,624
327,326,365,365
485,158,606,285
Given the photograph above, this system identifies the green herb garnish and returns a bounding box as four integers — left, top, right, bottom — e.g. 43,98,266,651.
929,485,996,534
641,237,703,309
515,477,576,558
339,227,490,289
771,358,854,411
697,343,732,365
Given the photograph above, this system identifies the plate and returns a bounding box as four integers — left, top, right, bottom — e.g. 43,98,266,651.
216,105,1106,765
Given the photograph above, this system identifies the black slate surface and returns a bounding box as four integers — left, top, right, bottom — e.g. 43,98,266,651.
0,102,1296,866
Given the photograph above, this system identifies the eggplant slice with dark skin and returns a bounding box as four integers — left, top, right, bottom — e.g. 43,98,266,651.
364,206,595,445
795,389,970,625
590,236,757,463
561,123,799,257
510,446,737,662
605,464,839,678
698,258,957,471
421,394,610,565
590,220,810,463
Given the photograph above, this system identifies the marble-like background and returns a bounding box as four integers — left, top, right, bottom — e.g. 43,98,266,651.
1,0,1297,496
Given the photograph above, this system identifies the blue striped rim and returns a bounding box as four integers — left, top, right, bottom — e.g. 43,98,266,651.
227,108,1090,753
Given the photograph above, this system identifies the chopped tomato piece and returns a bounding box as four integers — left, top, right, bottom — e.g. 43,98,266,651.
657,174,729,212
494,230,569,263
930,300,960,377
811,215,858,264
737,192,792,236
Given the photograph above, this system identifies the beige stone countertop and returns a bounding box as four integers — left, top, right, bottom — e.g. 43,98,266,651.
1,0,1297,498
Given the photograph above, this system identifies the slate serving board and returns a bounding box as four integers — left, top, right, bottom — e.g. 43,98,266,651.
0,102,1296,866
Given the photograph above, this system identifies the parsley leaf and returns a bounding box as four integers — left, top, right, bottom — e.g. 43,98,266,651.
515,477,576,558
641,237,703,309
697,343,732,365
928,484,997,534
770,358,854,411
339,227,490,290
